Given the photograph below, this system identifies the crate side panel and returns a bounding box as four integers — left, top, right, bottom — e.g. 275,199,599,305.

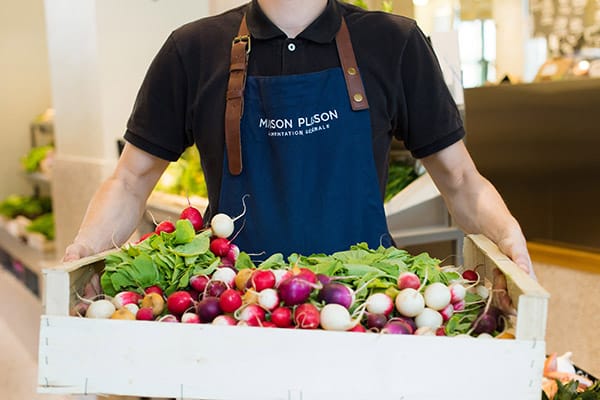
38,316,545,400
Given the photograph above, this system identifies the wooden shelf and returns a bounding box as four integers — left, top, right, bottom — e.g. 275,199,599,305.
0,226,59,277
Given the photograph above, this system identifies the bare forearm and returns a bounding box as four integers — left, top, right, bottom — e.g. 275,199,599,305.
71,175,150,254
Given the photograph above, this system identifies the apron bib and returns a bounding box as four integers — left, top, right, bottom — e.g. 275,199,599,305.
218,18,391,257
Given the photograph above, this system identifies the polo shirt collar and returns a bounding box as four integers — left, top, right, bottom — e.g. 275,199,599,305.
246,0,342,43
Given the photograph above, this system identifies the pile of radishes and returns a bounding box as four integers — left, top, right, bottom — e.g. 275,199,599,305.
87,207,513,338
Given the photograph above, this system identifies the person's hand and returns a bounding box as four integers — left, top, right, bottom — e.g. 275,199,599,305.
62,241,95,262
495,232,537,280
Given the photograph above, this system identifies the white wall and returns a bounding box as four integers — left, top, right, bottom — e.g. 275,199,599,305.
0,0,52,199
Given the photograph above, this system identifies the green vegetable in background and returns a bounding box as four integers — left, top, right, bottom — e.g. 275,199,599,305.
384,163,418,203
155,146,208,198
21,145,53,173
0,195,52,219
26,213,55,240
542,380,600,400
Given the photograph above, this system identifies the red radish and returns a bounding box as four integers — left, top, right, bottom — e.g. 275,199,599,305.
238,304,266,325
219,289,243,313
112,291,142,309
210,237,231,257
449,283,467,303
436,327,447,336
366,313,388,330
225,244,240,264
205,280,228,298
423,283,451,310
212,267,236,287
348,324,367,333
365,293,393,315
136,307,154,321
250,270,276,291
144,285,163,297
294,268,317,284
397,271,421,290
155,220,175,234
395,288,425,317
270,307,293,328
452,299,466,312
180,206,203,231
140,293,165,316
294,303,320,329
439,303,454,322
136,232,156,243
158,314,178,323
258,288,279,311
415,308,443,329
381,319,413,335
317,283,354,309
190,275,209,292
212,315,236,326
167,291,194,315
196,297,223,323
462,269,479,282
278,277,313,306
85,299,116,319
272,269,292,287
261,321,277,328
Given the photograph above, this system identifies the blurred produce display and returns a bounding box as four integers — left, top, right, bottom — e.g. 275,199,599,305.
21,145,54,174
154,147,208,199
0,195,52,220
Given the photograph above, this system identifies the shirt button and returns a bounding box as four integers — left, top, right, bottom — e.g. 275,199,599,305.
287,43,296,52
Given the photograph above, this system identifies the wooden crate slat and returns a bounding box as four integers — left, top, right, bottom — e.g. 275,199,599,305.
38,316,544,400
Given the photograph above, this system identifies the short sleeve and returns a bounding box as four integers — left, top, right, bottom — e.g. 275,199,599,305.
396,24,465,159
124,34,192,161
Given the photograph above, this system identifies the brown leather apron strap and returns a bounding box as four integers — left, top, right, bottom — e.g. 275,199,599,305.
224,15,250,175
335,18,369,111
224,14,369,175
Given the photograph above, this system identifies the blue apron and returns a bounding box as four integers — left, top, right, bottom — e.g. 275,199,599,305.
218,67,391,257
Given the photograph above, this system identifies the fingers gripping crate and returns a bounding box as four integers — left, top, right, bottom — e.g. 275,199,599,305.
38,235,549,400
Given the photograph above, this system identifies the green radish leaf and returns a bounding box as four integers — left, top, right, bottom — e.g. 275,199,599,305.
193,258,220,276
174,219,195,244
235,252,255,270
258,253,285,270
130,253,160,288
171,235,209,257
100,272,117,297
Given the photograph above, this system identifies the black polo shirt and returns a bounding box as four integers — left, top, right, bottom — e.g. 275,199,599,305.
124,0,465,219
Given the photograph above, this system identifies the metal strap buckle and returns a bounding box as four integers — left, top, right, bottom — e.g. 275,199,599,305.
233,34,251,54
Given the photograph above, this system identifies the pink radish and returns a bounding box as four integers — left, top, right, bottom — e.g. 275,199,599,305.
166,291,194,315
272,269,292,287
317,283,354,309
270,307,293,328
423,282,451,310
158,314,178,323
366,313,388,330
439,303,454,322
225,244,240,264
144,285,163,297
180,205,203,231
190,275,209,292
348,324,367,333
238,304,266,325
155,220,175,234
136,232,156,243
219,289,243,313
397,271,421,290
205,280,228,298
278,277,313,306
212,315,236,326
449,283,466,303
381,319,413,335
181,312,200,323
365,293,393,315
395,288,425,317
453,299,466,312
112,291,142,309
294,268,317,284
294,303,320,329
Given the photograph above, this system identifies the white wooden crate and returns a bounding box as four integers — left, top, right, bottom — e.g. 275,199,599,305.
38,234,549,400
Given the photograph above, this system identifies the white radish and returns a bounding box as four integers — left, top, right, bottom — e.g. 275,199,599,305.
365,293,394,315
423,283,451,311
258,288,279,311
212,268,236,287
85,299,116,319
397,271,421,290
394,288,425,317
181,312,200,323
414,326,436,336
213,315,237,326
320,304,358,331
415,308,443,329
476,285,490,300
449,283,467,303
123,303,139,315
211,214,235,238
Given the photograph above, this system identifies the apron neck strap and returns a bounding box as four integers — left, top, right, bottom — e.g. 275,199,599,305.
224,14,369,175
